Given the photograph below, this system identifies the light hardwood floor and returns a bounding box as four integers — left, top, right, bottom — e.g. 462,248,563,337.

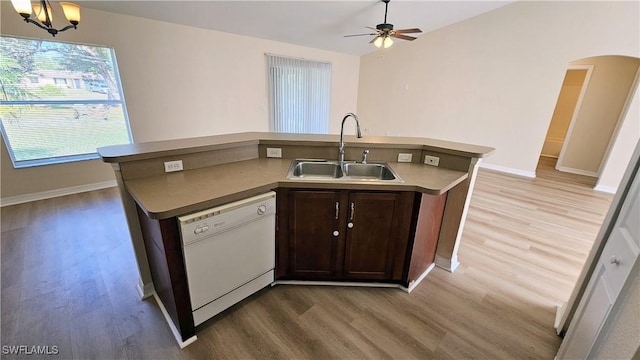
1,157,613,359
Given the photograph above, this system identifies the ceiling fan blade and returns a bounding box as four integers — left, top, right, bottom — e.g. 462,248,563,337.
390,33,417,41
344,33,378,38
394,28,422,34
365,26,378,31
369,37,378,44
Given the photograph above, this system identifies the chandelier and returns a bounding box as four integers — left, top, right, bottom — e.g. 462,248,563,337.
10,0,80,37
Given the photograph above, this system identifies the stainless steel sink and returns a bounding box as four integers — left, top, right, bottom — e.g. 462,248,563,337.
291,161,343,179
343,163,397,181
287,159,403,182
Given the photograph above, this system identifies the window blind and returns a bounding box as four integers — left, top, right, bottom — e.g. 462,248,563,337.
266,55,332,134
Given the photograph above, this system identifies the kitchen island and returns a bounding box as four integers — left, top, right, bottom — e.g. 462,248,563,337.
98,132,493,346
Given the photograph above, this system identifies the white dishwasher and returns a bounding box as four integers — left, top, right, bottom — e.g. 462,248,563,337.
178,191,276,326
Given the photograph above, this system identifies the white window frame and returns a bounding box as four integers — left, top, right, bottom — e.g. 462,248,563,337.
0,36,133,168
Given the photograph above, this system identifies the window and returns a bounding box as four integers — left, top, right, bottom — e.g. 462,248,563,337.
266,55,331,134
53,77,68,85
0,36,132,168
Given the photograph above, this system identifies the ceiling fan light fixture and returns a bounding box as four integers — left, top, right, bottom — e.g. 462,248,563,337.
373,36,384,48
344,0,421,49
383,36,393,48
373,35,393,49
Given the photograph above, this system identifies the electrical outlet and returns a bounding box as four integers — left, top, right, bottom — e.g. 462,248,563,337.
424,155,440,166
398,153,413,163
266,147,282,158
164,160,183,172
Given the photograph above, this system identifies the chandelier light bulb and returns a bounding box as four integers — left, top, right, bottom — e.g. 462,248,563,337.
12,1,80,36
60,2,80,23
10,0,32,16
33,3,53,24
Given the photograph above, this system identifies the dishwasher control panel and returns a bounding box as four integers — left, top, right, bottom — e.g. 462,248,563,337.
178,191,276,245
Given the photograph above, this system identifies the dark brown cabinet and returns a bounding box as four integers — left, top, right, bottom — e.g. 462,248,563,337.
136,187,447,344
344,191,415,280
276,189,415,282
286,190,347,278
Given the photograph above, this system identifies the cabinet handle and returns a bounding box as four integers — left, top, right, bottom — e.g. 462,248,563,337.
349,202,355,221
610,256,621,265
335,201,339,220
333,230,339,237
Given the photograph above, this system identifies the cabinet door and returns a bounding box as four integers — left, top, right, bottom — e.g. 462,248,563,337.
343,192,413,280
287,190,347,279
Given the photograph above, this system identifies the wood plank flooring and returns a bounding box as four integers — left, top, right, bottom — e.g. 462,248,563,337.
1,157,613,359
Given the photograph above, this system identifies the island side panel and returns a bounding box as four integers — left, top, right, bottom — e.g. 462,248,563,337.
407,192,447,282
136,207,196,341
435,158,481,272
111,163,154,298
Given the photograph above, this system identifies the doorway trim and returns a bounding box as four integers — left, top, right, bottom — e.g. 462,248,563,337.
595,65,640,178
556,64,595,176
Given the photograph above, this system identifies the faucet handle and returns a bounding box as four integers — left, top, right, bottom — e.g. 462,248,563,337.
361,149,370,163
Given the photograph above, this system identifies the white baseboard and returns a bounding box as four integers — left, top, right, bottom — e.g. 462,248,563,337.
435,254,460,273
479,163,536,179
406,263,436,293
0,180,117,207
556,165,598,178
151,292,198,349
136,279,155,300
539,154,559,159
275,280,401,289
594,184,617,194
555,303,567,335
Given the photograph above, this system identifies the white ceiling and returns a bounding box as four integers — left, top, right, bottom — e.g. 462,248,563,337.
76,1,515,56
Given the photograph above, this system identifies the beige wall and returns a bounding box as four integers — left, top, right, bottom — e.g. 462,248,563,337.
357,1,639,188
597,86,640,191
0,4,360,199
559,56,640,175
541,70,587,158
0,137,117,198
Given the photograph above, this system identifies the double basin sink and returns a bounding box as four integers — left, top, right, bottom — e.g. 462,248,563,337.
287,159,404,182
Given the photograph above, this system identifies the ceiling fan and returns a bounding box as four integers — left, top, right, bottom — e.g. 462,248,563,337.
345,0,422,49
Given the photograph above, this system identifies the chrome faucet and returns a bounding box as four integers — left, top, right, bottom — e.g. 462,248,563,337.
361,149,370,164
338,113,363,162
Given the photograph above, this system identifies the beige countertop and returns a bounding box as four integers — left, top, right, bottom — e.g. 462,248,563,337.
126,158,468,219
99,132,494,163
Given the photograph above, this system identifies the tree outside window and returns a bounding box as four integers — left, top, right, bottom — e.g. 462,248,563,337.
0,36,132,168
